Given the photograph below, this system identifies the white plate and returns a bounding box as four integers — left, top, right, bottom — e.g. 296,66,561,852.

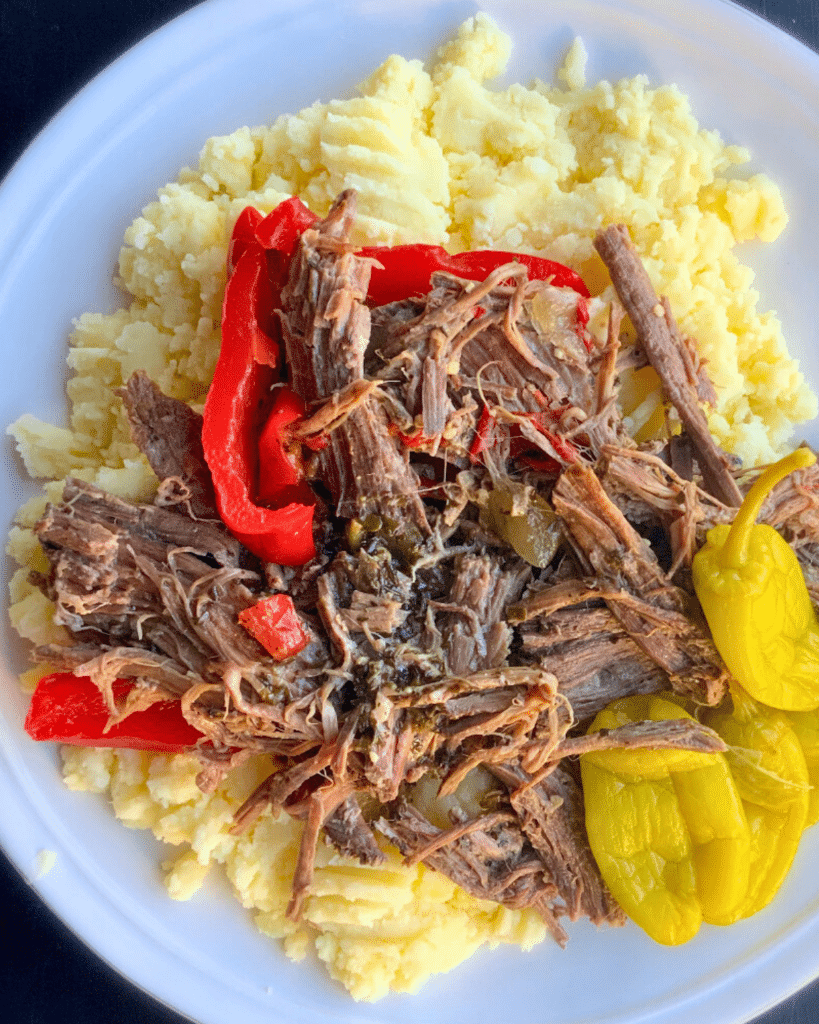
2,1,819,1022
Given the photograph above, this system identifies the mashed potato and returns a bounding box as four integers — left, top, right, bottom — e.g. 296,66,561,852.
61,746,545,1001
6,12,818,1001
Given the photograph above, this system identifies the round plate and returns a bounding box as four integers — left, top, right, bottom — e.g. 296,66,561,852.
2,2,819,1022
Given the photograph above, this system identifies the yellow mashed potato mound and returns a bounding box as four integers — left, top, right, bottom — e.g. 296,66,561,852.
60,747,546,1001
5,12,818,1002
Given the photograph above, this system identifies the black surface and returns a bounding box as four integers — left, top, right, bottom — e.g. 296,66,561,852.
3,1,819,1022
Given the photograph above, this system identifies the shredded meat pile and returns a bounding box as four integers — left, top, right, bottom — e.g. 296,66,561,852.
30,191,819,942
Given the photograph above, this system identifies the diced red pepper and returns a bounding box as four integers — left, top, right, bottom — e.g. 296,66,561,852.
238,594,310,661
398,427,429,449
515,413,577,466
576,295,589,329
468,403,577,471
25,673,204,752
524,416,580,464
531,390,561,417
387,422,428,448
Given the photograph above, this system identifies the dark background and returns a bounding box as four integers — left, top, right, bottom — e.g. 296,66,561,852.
2,1,819,1022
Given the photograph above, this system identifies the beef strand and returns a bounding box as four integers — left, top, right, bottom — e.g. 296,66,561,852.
594,224,742,506
118,370,218,518
29,193,792,951
552,464,728,705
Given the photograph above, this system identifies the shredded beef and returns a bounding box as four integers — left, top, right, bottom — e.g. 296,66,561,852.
434,553,529,676
491,763,625,927
552,464,728,705
118,370,218,518
517,604,669,721
376,801,570,945
594,224,742,506
280,190,429,531
323,796,386,865
34,190,805,948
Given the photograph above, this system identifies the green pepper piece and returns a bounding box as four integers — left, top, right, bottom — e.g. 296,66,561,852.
480,487,561,568
692,448,819,711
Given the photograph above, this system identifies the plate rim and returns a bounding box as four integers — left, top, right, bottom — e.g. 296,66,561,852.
3,2,819,1023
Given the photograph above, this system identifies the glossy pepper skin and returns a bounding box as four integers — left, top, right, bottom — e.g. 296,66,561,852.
25,673,204,752
704,685,809,921
203,196,590,568
356,242,590,306
580,694,750,945
692,448,819,711
202,199,318,565
255,386,315,508
784,706,819,826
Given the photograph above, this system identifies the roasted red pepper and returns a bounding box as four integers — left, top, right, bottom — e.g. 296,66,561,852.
238,594,311,661
357,243,590,305
512,420,579,474
227,205,264,277
202,199,317,565
203,196,589,568
469,404,496,463
25,673,204,752
256,387,315,506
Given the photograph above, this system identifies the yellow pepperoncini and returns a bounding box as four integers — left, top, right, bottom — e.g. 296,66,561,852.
704,685,809,921
692,448,819,711
580,695,750,945
784,707,819,827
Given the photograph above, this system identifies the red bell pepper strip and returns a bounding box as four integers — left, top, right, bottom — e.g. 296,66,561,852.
256,387,316,507
227,206,264,277
202,200,318,565
25,673,204,752
357,243,590,306
254,198,317,252
238,594,311,661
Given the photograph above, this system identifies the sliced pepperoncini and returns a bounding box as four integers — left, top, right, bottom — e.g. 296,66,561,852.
784,707,819,826
692,448,819,711
704,685,809,921
580,695,750,945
